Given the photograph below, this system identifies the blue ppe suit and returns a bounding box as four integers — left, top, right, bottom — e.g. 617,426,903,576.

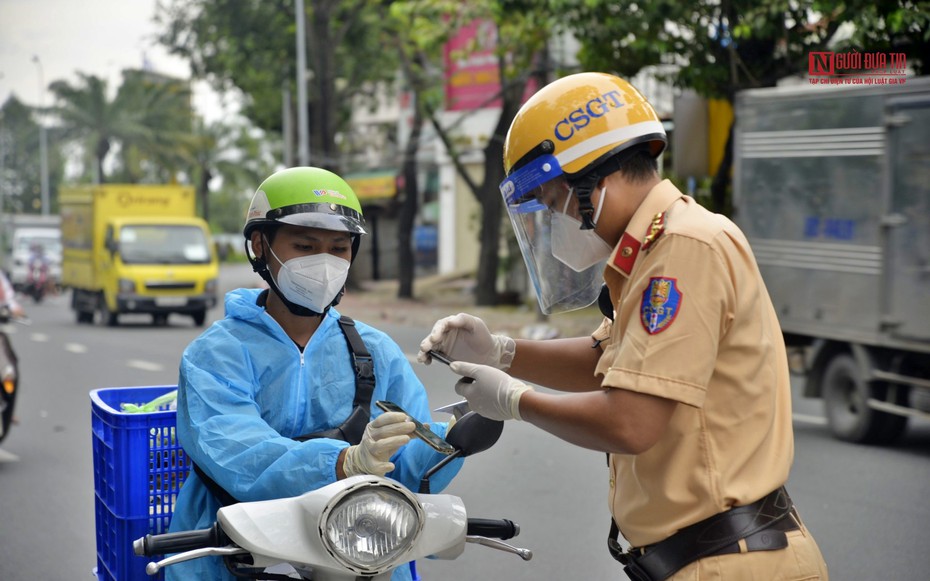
167,288,462,581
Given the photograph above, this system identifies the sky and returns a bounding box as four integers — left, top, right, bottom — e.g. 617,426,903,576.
0,0,228,120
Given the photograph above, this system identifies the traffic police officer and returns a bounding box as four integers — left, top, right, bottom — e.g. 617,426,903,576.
419,72,829,580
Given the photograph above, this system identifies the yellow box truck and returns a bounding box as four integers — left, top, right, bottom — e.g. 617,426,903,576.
60,184,219,326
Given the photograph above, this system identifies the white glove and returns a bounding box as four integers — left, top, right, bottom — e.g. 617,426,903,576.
343,412,415,477
418,313,516,370
449,361,533,421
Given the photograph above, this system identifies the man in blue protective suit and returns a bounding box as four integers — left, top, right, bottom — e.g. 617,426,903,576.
168,166,462,581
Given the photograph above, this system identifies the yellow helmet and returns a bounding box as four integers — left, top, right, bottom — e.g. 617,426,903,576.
499,73,666,315
503,72,666,178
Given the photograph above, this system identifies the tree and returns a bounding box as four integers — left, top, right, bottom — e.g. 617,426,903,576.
156,0,400,169
48,71,193,184
390,0,556,305
112,70,195,184
559,0,930,214
0,96,64,214
186,118,277,227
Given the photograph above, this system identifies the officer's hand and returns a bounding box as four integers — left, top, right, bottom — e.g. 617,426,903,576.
449,361,533,421
418,313,516,370
343,412,415,477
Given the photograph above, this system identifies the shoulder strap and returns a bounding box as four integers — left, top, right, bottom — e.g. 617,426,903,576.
337,315,376,411
193,314,378,506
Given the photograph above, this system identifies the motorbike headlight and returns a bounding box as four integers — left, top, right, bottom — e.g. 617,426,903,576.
118,278,136,293
321,481,422,574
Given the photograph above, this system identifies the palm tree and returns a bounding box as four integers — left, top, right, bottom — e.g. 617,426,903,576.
48,71,194,184
116,70,194,183
184,118,274,224
48,74,114,183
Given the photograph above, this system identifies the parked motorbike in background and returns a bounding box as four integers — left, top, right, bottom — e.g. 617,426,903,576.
0,305,22,445
135,411,532,580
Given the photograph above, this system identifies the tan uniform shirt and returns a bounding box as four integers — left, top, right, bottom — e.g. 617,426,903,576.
593,179,794,547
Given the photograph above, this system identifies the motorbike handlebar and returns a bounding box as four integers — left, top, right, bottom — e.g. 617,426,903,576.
134,523,228,557
466,518,520,540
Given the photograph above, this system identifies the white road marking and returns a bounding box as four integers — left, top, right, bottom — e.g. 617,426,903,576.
30,333,49,342
65,343,88,353
792,413,828,426
126,360,164,372
0,448,20,463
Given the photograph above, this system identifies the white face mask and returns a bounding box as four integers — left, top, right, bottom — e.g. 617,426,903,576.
268,246,351,313
550,186,613,272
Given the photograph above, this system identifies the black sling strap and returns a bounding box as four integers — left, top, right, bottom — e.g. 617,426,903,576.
192,315,376,506
598,283,615,322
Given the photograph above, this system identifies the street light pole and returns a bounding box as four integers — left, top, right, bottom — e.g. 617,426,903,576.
295,0,310,166
32,55,50,216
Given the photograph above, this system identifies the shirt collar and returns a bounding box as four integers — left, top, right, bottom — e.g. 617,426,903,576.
606,179,684,277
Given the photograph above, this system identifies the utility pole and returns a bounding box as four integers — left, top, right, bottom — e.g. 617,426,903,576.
282,81,294,167
32,55,50,216
295,0,310,166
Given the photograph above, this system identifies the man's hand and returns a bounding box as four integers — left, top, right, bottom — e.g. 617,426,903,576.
449,361,533,421
418,313,516,370
342,412,415,477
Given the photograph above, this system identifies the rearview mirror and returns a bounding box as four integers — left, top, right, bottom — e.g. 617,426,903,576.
445,411,504,457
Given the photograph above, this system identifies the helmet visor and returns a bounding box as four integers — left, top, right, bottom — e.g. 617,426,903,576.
270,202,367,235
500,155,605,314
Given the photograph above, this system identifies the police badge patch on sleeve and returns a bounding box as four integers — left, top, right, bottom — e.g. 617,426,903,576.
640,277,682,334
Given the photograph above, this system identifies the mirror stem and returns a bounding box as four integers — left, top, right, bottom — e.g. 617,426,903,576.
419,450,463,494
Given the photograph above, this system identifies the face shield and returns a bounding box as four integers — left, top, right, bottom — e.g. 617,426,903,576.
500,154,609,314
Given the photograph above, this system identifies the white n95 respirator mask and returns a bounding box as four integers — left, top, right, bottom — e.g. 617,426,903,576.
550,187,613,273
269,248,351,313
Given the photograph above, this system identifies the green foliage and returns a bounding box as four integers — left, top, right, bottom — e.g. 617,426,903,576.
386,1,559,305
559,0,930,98
156,0,402,168
49,70,194,184
0,96,66,213
156,0,298,132
830,0,930,74
192,119,277,230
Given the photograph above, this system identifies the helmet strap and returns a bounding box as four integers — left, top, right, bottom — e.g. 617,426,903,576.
568,152,628,230
569,172,600,230
245,235,328,318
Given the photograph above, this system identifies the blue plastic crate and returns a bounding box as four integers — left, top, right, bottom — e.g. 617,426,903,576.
91,386,190,581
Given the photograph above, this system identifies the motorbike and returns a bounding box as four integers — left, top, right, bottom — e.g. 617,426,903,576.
24,259,50,303
0,306,22,445
134,410,532,580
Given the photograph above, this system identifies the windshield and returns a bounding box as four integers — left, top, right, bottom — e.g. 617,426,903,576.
119,225,212,265
16,235,62,256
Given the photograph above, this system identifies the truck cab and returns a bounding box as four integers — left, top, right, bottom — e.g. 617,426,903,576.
94,217,219,326
61,184,220,327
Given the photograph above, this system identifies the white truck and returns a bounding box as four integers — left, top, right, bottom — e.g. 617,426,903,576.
733,77,930,444
1,214,62,290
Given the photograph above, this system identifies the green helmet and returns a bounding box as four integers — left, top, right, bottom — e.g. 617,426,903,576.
243,167,366,239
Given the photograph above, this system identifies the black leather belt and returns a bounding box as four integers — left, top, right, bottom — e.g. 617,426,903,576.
609,487,800,581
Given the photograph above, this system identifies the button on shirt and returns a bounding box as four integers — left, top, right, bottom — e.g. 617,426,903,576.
592,180,793,547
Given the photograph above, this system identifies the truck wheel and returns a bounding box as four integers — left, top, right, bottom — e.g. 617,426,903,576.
822,353,907,445
192,310,207,327
99,301,118,327
76,310,94,324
